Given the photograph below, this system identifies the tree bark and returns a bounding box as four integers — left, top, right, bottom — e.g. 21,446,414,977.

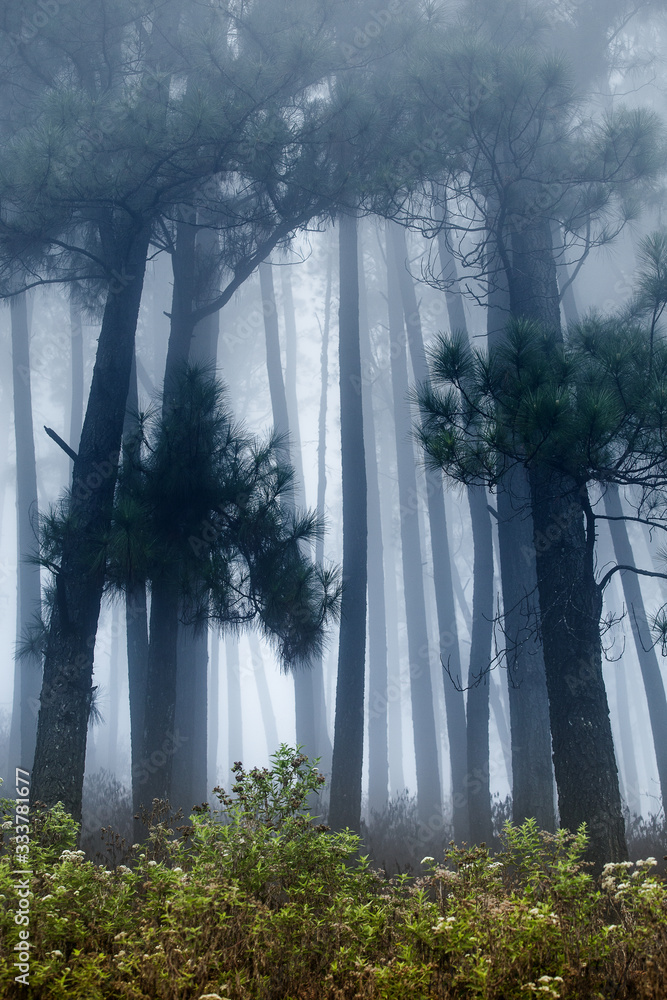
508,217,626,865
465,485,495,845
8,292,42,775
31,222,151,822
259,261,317,759
313,245,334,772
386,221,443,830
208,635,220,794
358,224,389,817
329,214,367,832
226,635,243,773
389,222,468,841
604,483,667,813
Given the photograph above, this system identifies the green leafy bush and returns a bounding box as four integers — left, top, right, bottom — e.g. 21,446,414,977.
0,751,665,999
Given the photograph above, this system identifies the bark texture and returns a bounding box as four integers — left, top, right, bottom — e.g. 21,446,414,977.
31,223,150,822
329,214,367,832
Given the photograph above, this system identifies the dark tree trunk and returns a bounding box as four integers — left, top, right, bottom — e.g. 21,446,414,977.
172,624,208,812
386,221,442,830
466,485,495,845
31,222,151,822
329,214,367,833
142,571,181,803
145,218,219,814
389,222,468,841
604,483,667,813
484,229,556,832
69,297,84,473
358,225,389,817
529,467,626,865
8,292,42,774
508,217,626,865
124,354,151,835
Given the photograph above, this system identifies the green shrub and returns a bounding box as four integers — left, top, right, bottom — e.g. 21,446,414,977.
0,753,665,999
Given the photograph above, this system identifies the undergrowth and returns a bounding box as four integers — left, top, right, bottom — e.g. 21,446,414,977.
0,749,666,999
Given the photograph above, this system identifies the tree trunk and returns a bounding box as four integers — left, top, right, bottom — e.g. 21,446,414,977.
482,227,556,832
604,483,667,813
259,261,317,759
106,603,121,774
508,217,626,865
358,224,389,817
31,222,151,822
376,415,406,797
529,466,626,864
248,632,280,754
124,354,151,835
313,245,334,771
226,635,243,772
8,292,42,775
142,571,181,803
172,623,208,813
208,635,220,793
466,485,495,845
429,222,496,842
386,221,442,831
329,214,367,832
389,222,468,841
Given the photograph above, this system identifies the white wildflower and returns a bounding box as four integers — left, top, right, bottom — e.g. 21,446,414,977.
421,856,435,865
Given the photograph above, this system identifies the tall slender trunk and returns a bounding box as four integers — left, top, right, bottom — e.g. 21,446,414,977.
248,632,280,753
144,218,219,813
466,486,494,845
208,635,220,793
603,569,642,817
106,604,121,773
258,261,317,759
388,222,468,841
386,221,442,830
226,635,243,772
69,298,84,474
172,624,208,812
124,354,151,835
429,222,496,843
329,214,367,832
376,415,406,796
358,225,389,816
207,632,220,793
313,246,334,771
31,222,151,822
8,292,42,775
482,226,555,832
604,483,667,812
509,217,626,865
143,571,181,803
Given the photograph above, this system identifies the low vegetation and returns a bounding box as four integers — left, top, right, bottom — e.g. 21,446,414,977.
1,748,666,999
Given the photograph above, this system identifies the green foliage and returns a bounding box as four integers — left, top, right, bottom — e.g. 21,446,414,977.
34,367,340,668
419,312,667,499
1,754,666,998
